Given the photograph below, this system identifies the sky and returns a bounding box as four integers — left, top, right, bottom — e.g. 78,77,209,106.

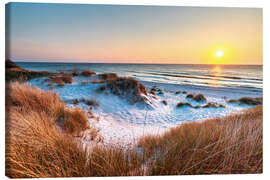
6,3,262,65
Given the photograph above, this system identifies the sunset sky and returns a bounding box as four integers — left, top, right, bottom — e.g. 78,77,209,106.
6,3,262,65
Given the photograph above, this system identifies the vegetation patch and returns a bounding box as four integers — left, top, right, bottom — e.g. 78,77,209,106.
91,73,118,83
227,97,262,105
161,100,168,105
98,73,118,81
176,102,193,108
67,98,99,109
6,59,54,82
95,76,149,105
149,86,164,95
47,74,72,85
176,102,225,109
106,77,148,104
70,98,79,105
81,80,90,85
62,107,90,135
175,91,187,94
85,99,99,108
201,102,225,108
96,85,106,93
186,93,207,102
72,68,79,76
81,70,96,77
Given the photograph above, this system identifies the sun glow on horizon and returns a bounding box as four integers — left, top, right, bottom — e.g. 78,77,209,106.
204,44,236,65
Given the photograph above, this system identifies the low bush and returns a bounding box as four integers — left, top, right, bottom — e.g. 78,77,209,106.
85,99,99,108
202,102,225,108
72,68,79,76
98,73,118,81
81,70,96,77
176,102,193,108
161,100,168,105
149,86,164,95
6,60,53,82
175,91,187,94
96,86,106,93
106,77,148,104
227,97,262,105
6,59,19,69
48,75,72,84
81,81,89,85
186,93,207,102
176,102,224,109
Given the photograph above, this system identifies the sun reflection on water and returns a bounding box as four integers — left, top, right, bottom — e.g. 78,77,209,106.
208,66,223,87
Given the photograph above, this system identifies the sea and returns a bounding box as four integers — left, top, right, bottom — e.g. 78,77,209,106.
16,62,263,91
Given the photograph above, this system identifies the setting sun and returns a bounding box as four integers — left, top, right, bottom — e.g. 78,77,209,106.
216,50,224,58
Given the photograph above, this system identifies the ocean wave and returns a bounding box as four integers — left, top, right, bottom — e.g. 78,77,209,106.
149,72,262,82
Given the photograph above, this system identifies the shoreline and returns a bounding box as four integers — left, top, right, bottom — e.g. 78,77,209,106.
141,80,262,98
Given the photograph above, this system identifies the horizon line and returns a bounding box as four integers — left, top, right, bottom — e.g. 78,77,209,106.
12,60,262,66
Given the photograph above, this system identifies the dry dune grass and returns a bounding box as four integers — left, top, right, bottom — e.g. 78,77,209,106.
138,105,262,175
5,82,142,178
62,107,90,135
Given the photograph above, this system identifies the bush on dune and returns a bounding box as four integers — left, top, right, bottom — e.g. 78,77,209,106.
6,59,54,82
85,99,99,108
91,73,118,83
176,102,225,109
176,102,193,108
98,73,118,81
6,59,19,69
161,100,168,105
48,74,72,85
201,102,225,108
106,77,148,104
95,76,148,104
81,70,96,77
81,80,89,85
67,98,100,109
96,85,106,93
138,105,262,175
72,68,79,76
228,97,262,105
149,86,164,95
175,91,187,94
186,93,207,102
